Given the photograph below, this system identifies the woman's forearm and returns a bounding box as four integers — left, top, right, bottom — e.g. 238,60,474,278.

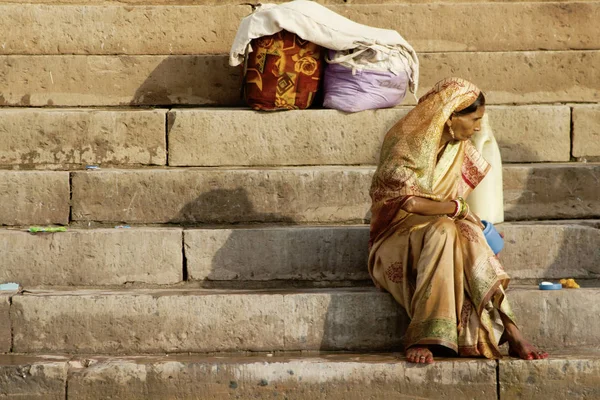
401,196,456,216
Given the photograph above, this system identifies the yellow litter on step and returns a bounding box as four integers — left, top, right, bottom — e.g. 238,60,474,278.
559,278,580,289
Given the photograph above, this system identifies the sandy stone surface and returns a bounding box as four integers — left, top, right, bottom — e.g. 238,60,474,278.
71,164,600,224
500,354,600,399
503,163,600,220
1,51,597,106
0,295,10,353
0,356,67,400
0,228,183,286
0,5,248,55
0,171,69,226
0,109,166,167
1,3,596,54
184,222,600,282
168,105,570,166
66,355,496,400
573,105,600,159
71,167,373,224
10,288,405,354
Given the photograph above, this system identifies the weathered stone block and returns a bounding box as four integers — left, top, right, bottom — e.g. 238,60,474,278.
1,52,598,106
184,226,370,281
282,290,405,351
573,105,600,159
0,228,183,286
0,55,242,106
489,105,570,162
11,289,405,354
0,5,248,55
0,109,166,167
417,51,600,105
500,354,600,399
71,164,600,224
0,171,69,226
11,290,287,353
330,3,599,52
0,295,10,352
503,164,600,220
167,108,406,166
498,223,600,281
167,106,570,166
2,4,595,54
0,356,68,400
67,355,497,400
184,223,600,283
508,288,600,350
71,168,373,224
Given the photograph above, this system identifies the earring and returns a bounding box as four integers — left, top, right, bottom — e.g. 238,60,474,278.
448,125,456,140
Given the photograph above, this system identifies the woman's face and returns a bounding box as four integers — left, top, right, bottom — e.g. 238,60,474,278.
450,106,485,140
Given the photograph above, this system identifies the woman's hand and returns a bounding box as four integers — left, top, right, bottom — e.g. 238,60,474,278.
464,210,484,229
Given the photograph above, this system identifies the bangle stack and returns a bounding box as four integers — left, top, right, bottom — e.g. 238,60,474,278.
449,197,469,220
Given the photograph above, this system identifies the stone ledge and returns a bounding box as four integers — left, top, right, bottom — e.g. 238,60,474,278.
184,222,600,282
168,105,570,166
0,171,69,226
500,353,600,399
0,108,167,167
10,288,407,353
0,3,596,54
0,294,10,353
65,354,497,400
573,105,600,159
8,287,600,354
0,228,183,286
1,51,597,106
69,164,600,224
0,356,67,400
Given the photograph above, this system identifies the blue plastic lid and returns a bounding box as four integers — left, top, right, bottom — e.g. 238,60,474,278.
539,282,562,290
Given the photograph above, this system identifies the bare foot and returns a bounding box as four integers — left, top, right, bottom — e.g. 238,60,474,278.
501,314,548,360
507,337,549,360
406,346,434,364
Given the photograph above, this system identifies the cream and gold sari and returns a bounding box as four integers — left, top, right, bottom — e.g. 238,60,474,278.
368,78,516,358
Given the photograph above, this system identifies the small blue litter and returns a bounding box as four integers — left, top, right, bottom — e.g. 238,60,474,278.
539,282,562,290
0,283,20,291
86,165,100,170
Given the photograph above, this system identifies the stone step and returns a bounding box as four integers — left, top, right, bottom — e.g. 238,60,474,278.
2,164,598,226
1,51,598,106
168,105,573,165
0,227,183,286
0,108,167,168
5,286,599,354
2,222,597,286
1,3,596,55
2,352,598,400
0,105,578,168
4,352,599,400
185,222,600,283
67,164,600,225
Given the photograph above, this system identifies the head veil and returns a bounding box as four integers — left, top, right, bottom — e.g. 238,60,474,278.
369,77,489,243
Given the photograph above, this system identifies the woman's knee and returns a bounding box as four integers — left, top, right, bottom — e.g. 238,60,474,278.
427,217,458,237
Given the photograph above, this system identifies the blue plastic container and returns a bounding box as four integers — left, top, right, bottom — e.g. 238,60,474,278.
539,282,562,290
482,220,504,255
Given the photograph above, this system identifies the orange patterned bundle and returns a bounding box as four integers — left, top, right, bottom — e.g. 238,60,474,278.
243,30,323,110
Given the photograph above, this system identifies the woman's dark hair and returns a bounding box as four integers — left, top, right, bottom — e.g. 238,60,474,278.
454,92,486,115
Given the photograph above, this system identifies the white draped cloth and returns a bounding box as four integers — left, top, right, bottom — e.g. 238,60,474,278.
229,0,419,94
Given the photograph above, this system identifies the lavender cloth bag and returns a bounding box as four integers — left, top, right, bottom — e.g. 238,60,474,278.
323,48,411,113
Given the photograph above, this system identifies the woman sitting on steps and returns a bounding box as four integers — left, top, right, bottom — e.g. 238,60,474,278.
368,77,549,364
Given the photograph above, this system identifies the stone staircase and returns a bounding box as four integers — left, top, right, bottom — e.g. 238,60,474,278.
1,0,599,399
